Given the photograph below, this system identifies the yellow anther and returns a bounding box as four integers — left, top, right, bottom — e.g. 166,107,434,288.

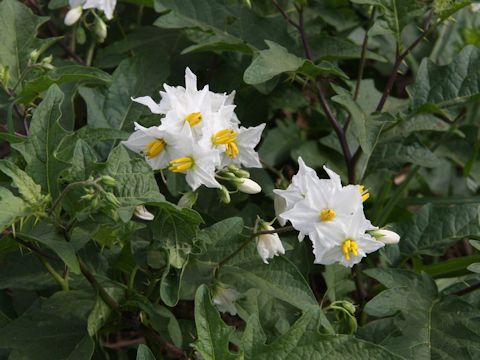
143,139,166,159
342,238,359,261
358,185,369,202
185,112,202,127
212,129,237,145
168,157,194,173
320,208,336,221
225,142,239,159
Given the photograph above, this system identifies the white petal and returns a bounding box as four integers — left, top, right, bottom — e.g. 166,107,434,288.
132,96,163,114
64,6,83,26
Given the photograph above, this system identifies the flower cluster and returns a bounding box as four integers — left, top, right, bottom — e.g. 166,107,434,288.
122,68,265,191
274,158,398,267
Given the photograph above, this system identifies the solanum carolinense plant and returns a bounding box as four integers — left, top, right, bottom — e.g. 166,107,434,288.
1,0,480,358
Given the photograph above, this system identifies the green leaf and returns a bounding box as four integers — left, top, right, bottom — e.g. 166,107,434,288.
151,202,203,306
18,65,112,104
0,0,56,89
12,85,70,199
101,145,164,221
0,290,95,360
18,221,81,274
0,160,48,207
351,0,424,41
365,268,480,359
65,139,98,182
223,257,317,311
389,203,480,260
79,52,169,130
0,188,30,232
332,88,389,155
241,306,403,359
310,34,386,62
87,287,124,336
154,0,293,50
368,139,439,172
259,119,302,167
244,41,347,85
322,264,355,302
192,285,240,360
136,344,156,360
408,45,480,112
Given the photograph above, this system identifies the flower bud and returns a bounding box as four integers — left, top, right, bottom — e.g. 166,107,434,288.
105,192,120,206
64,6,83,26
100,175,116,187
212,284,240,316
76,26,87,44
217,185,231,204
29,49,40,63
94,17,108,43
370,229,400,245
237,178,261,194
227,165,250,179
39,55,54,70
0,65,10,87
256,224,285,264
178,191,198,208
134,205,154,221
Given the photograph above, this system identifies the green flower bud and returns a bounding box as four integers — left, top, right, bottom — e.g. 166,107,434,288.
217,185,231,204
105,192,120,206
76,26,86,45
178,191,198,208
100,175,117,187
227,165,250,179
94,17,108,43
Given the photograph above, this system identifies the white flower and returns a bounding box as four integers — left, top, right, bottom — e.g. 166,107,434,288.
237,178,261,194
219,124,266,169
313,211,384,267
133,205,154,221
167,140,221,191
212,285,240,316
370,229,400,245
256,225,285,264
65,0,116,26
273,157,320,229
64,6,83,25
281,165,369,246
121,122,177,170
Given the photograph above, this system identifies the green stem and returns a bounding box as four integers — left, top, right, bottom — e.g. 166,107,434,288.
128,266,139,295
38,256,69,291
85,41,96,66
49,179,103,217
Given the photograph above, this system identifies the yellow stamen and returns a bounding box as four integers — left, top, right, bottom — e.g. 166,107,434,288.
185,112,202,127
212,129,237,145
168,156,194,173
320,208,336,221
358,185,369,202
342,238,359,261
144,139,166,159
225,142,239,159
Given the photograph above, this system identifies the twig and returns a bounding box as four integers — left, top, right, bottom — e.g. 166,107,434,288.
142,325,188,359
271,0,300,30
376,12,433,112
453,282,480,297
79,259,121,312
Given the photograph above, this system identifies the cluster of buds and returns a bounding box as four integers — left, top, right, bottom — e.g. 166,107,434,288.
216,165,261,204
79,176,120,218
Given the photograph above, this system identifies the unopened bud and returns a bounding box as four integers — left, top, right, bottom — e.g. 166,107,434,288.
0,65,10,87
134,205,154,221
178,191,198,208
80,193,94,201
40,55,54,70
227,165,250,179
94,17,108,43
100,175,116,187
370,229,400,245
237,178,261,194
29,49,40,63
64,6,83,26
217,185,231,204
105,192,120,206
76,26,86,44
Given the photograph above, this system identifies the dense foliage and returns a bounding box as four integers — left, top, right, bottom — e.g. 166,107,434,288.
1,0,480,359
